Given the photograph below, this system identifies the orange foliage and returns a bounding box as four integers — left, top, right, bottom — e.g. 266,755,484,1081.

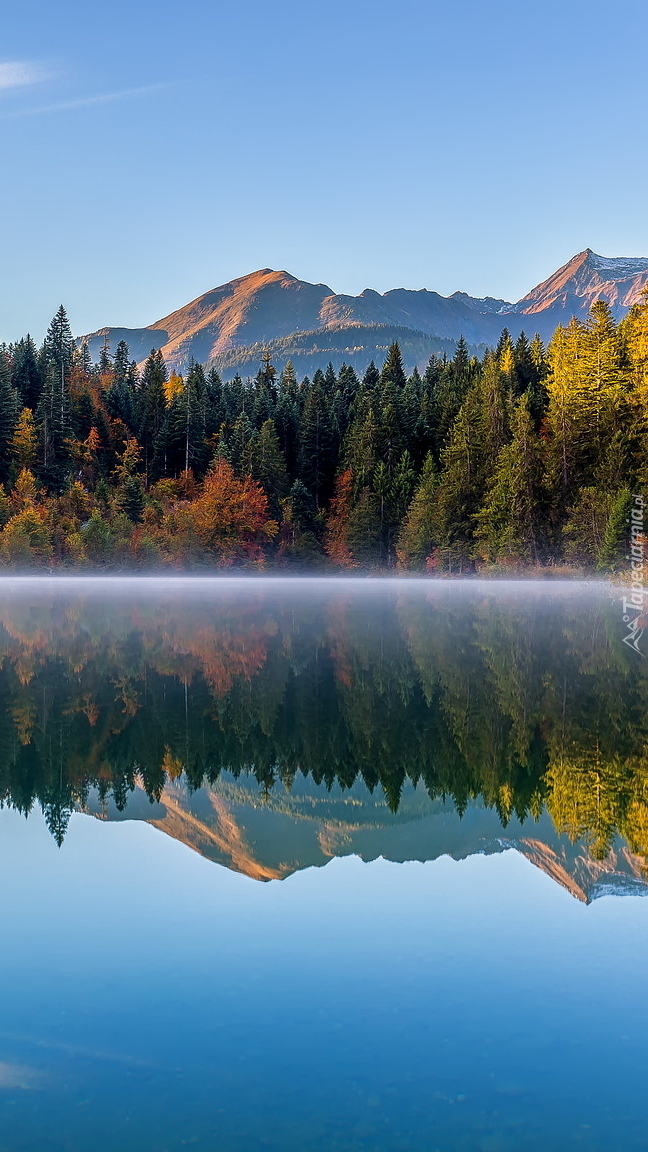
324,469,356,568
183,459,277,565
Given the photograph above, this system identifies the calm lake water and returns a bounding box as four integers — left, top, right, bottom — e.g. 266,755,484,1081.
0,577,646,1152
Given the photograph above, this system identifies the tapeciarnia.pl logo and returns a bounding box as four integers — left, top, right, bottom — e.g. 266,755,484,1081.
622,494,647,656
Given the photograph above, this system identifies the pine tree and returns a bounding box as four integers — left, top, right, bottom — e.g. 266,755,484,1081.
343,406,377,494
43,305,75,380
248,419,289,518
36,361,72,491
380,342,407,389
0,353,19,483
275,360,300,478
228,412,256,476
36,306,74,489
299,381,335,507
106,340,136,430
433,383,487,572
596,487,632,571
167,360,206,477
362,360,380,390
287,479,317,533
324,362,337,392
475,395,548,566
397,452,438,567
429,354,471,457
453,336,470,381
138,349,168,481
98,335,112,374
77,339,93,377
480,350,511,471
11,336,41,410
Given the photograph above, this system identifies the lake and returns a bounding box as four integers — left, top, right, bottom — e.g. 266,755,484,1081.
0,577,646,1152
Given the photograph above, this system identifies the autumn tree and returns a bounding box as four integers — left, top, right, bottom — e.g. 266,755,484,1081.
182,459,277,565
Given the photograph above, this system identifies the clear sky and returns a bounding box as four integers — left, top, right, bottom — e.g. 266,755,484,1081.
2,0,647,342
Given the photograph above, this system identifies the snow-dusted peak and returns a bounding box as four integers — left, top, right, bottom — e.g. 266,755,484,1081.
513,248,648,318
586,251,648,277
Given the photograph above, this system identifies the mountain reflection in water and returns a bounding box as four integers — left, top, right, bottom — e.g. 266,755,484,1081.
0,578,646,900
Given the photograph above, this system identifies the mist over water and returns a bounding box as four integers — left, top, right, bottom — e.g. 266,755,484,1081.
0,577,646,1151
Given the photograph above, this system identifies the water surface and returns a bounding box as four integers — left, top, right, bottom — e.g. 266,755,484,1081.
0,578,645,1151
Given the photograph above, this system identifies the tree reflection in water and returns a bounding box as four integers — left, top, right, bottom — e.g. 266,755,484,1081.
0,580,644,870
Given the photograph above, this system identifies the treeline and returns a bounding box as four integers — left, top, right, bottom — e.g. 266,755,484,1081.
0,294,647,568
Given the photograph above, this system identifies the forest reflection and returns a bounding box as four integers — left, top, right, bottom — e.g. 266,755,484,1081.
0,580,646,864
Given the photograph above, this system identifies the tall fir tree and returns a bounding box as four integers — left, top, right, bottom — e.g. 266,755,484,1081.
0,353,19,483
299,380,335,508
137,349,168,481
11,336,41,410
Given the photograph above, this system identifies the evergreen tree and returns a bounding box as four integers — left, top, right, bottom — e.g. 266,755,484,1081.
138,349,168,481
433,383,487,572
166,360,206,477
287,478,317,534
324,361,337,392
228,411,256,476
380,342,407,389
476,395,548,566
0,354,19,483
397,452,438,567
362,360,380,390
98,335,112,375
299,381,335,507
106,340,136,430
36,361,72,491
43,305,75,381
249,419,289,519
11,336,41,410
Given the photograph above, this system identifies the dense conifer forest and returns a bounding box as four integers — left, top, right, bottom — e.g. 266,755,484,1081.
1,293,647,570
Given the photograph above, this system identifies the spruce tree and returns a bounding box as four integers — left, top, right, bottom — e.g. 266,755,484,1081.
433,383,487,572
43,305,75,380
362,360,380,390
397,452,439,567
138,349,168,481
36,362,72,491
299,381,335,507
476,395,548,566
106,340,137,431
0,353,19,483
11,336,42,410
380,342,407,389
249,419,289,519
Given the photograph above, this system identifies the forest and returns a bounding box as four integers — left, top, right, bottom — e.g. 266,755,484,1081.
0,292,647,570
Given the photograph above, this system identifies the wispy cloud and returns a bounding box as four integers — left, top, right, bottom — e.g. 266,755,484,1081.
0,60,50,91
0,82,172,120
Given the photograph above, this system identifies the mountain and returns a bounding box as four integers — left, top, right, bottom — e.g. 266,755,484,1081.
83,776,648,904
82,250,648,379
509,248,648,331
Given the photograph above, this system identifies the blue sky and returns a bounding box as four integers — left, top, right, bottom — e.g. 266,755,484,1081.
2,0,647,341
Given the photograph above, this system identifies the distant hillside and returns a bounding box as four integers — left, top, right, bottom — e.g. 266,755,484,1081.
209,323,470,380
82,250,648,378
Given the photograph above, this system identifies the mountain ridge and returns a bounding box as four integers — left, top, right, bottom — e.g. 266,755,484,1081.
82,778,648,904
83,250,648,378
